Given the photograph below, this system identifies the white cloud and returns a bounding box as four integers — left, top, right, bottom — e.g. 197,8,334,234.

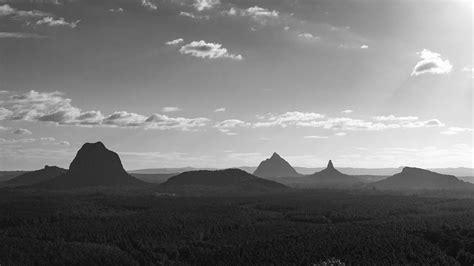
222,5,281,28
441,127,473,135
36,16,79,28
244,6,279,18
411,49,453,76
109,7,124,12
298,33,319,40
13,128,32,135
360,45,368,49
141,0,157,10
335,132,347,136
179,11,209,20
0,90,209,131
253,111,325,128
214,107,226,112
373,115,419,122
0,32,47,38
179,40,242,60
341,110,353,114
0,4,48,18
166,38,184,45
193,0,220,11
462,66,474,78
214,119,250,135
304,135,328,139
162,106,181,112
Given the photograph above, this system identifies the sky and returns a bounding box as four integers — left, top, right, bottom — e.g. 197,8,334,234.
0,0,472,170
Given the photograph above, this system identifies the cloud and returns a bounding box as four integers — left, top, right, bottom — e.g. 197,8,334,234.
222,6,280,27
341,110,353,114
141,0,157,10
298,33,319,40
335,132,347,136
441,127,473,135
304,135,328,139
36,16,79,28
179,40,242,60
193,0,220,11
214,119,250,135
373,115,418,122
0,32,47,38
109,7,124,12
360,45,368,49
0,90,209,131
58,140,70,145
214,107,226,112
411,49,453,76
165,38,184,45
462,66,474,78
162,106,181,112
244,6,279,18
253,111,325,128
179,11,209,20
0,4,48,18
13,128,32,135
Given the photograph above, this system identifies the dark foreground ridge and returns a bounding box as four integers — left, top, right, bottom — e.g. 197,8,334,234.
39,142,144,188
372,166,474,190
5,165,66,186
253,152,301,178
159,168,288,194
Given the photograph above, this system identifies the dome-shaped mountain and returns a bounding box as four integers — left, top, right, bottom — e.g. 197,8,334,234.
253,152,301,178
371,167,473,190
306,160,361,188
40,142,144,188
5,165,66,186
159,168,287,193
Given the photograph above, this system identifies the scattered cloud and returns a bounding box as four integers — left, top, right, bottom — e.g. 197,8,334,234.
193,0,220,11
141,0,157,10
335,132,347,136
214,119,250,135
109,7,124,12
214,107,226,112
462,66,474,78
222,5,282,28
253,112,325,128
179,40,242,60
0,90,209,131
411,49,453,76
441,127,473,135
0,4,48,18
373,115,418,122
36,16,79,28
304,135,328,139
0,32,47,38
162,106,181,112
360,45,368,49
341,110,353,114
179,11,209,20
298,33,319,40
13,128,32,135
165,38,184,45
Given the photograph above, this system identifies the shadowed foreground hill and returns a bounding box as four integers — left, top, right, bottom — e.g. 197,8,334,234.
253,152,301,178
372,167,474,191
159,168,288,194
39,142,144,189
4,166,66,186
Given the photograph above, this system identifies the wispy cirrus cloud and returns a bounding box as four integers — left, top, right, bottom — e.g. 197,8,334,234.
162,106,181,112
214,107,226,112
214,119,250,135
0,32,47,38
36,16,79,28
141,0,158,10
0,90,209,131
441,127,473,135
178,40,242,60
165,38,184,45
193,0,220,11
411,49,452,76
0,4,47,18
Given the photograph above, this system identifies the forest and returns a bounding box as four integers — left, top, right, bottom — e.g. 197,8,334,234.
1,188,474,265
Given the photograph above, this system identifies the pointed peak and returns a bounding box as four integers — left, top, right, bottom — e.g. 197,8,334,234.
270,152,281,160
327,160,334,169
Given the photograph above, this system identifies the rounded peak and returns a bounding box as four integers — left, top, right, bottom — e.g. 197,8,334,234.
401,166,423,173
80,141,107,150
44,165,50,169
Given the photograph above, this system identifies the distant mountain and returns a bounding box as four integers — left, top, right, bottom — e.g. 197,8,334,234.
159,168,287,193
40,142,144,188
253,152,301,178
0,171,28,182
5,165,66,186
371,167,474,190
129,167,217,174
304,160,361,188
